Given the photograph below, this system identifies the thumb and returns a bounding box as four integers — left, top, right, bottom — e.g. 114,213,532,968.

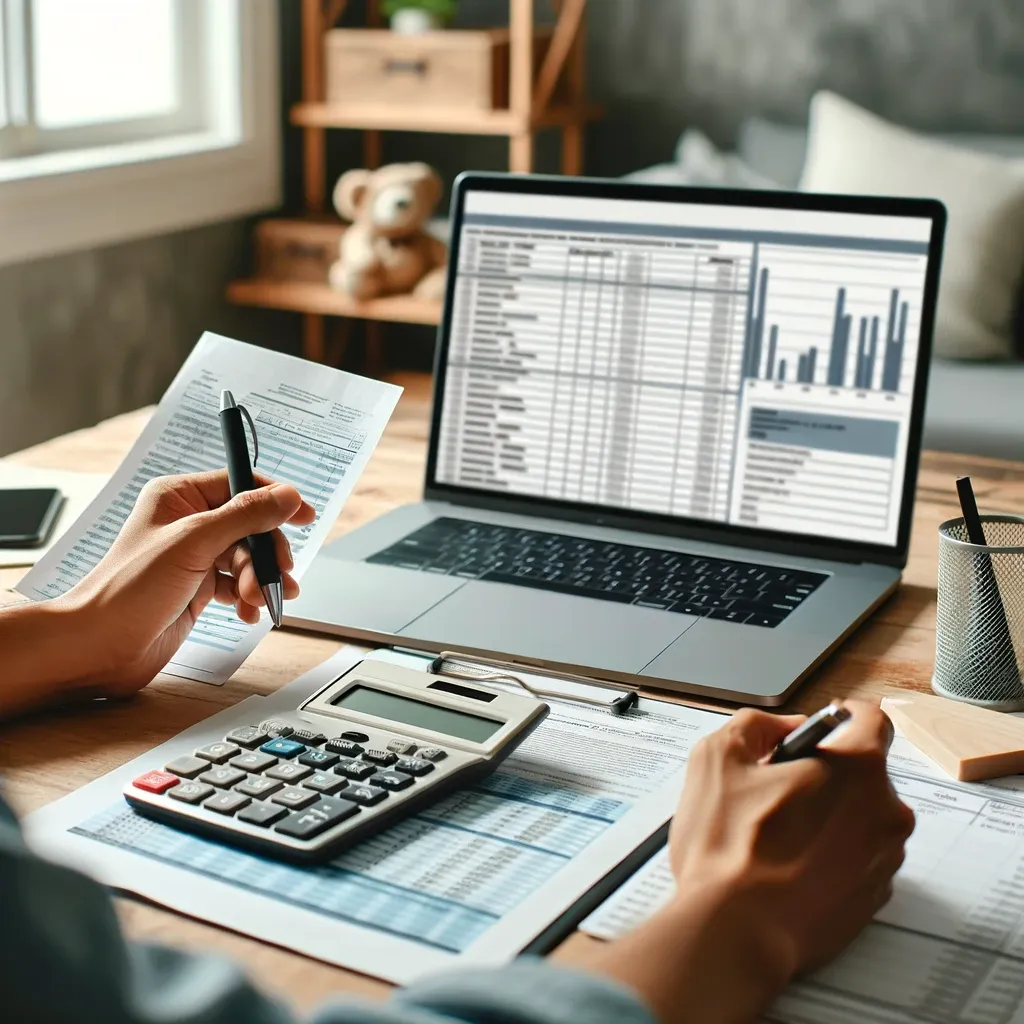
193,484,304,557
722,709,808,763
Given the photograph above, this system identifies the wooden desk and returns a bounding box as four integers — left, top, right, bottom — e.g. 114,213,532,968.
2,370,1022,1012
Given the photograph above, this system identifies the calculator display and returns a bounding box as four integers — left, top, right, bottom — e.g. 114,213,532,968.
331,685,503,742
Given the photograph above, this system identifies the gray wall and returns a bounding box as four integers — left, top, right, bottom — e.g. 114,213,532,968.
3,0,1024,454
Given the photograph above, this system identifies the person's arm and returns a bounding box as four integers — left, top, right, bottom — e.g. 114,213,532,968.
0,471,315,720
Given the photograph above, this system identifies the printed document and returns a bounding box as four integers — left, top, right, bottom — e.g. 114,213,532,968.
18,333,401,684
26,648,725,986
583,731,1024,1024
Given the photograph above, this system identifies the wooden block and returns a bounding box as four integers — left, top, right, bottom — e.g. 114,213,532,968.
881,692,1024,782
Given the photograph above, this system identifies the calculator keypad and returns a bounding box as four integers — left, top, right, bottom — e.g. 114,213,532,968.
127,721,458,856
260,738,306,759
298,749,339,770
205,791,250,816
169,781,214,804
272,786,319,810
266,762,312,783
195,742,240,764
231,751,278,773
200,766,247,789
325,738,364,757
165,755,209,779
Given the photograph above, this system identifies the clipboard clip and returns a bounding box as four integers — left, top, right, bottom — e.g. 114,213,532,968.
237,404,260,467
428,650,639,714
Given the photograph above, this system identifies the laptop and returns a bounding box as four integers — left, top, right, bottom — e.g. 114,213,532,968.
287,173,946,706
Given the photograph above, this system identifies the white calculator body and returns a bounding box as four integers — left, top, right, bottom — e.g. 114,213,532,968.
124,661,548,862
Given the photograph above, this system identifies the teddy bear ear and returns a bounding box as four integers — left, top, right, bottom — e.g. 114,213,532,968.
333,169,373,220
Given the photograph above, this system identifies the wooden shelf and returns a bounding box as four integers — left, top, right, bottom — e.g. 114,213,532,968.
227,279,442,326
290,100,602,135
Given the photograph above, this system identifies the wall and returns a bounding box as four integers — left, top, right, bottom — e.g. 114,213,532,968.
3,0,1023,454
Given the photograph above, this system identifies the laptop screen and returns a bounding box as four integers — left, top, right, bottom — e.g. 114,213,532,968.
433,184,938,551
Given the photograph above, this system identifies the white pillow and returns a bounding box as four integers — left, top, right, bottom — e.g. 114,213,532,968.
800,91,1024,360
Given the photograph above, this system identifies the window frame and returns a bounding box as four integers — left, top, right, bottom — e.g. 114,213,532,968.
0,0,280,268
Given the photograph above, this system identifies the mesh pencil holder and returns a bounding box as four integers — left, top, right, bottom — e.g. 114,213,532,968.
933,515,1024,710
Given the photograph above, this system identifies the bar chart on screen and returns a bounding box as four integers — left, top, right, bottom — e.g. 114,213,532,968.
743,243,927,395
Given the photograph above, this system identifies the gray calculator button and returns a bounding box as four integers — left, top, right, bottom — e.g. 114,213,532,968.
235,776,283,798
289,728,326,746
230,751,278,773
325,738,364,757
340,784,388,806
168,782,214,804
386,739,417,755
195,742,241,764
274,796,359,839
199,766,247,789
418,747,448,762
266,762,312,783
334,758,376,781
258,719,294,738
362,748,398,767
236,802,288,827
164,755,209,779
395,757,434,777
225,726,267,749
370,770,414,792
303,772,347,796
204,791,251,816
271,786,318,810
298,749,339,770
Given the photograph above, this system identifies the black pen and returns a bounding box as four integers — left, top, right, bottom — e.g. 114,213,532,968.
769,702,851,763
219,390,284,627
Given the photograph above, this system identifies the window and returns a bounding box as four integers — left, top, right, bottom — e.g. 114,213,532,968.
0,0,279,266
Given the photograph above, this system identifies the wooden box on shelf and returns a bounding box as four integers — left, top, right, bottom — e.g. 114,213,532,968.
324,28,555,111
254,218,346,284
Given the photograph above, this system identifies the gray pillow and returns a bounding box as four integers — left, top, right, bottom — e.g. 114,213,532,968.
737,115,1024,359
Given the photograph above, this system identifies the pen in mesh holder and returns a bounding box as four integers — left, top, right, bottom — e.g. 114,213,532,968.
934,515,1024,710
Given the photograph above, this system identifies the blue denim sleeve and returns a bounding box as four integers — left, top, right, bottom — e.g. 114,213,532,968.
0,792,655,1024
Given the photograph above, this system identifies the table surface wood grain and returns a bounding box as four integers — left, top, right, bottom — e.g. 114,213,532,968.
2,370,1020,1012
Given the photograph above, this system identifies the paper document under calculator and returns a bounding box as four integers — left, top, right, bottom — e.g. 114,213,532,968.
26,648,726,986
582,732,1024,1024
18,332,402,684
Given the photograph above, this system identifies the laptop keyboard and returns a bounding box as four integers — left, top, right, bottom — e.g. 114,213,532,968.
366,518,827,628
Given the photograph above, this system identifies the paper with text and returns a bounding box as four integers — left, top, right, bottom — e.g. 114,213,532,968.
17,333,401,684
26,649,725,986
583,731,1024,1024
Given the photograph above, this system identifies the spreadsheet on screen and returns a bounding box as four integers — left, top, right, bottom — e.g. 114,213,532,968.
435,190,933,548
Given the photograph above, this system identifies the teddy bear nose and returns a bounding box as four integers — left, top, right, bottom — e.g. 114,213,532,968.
394,197,411,209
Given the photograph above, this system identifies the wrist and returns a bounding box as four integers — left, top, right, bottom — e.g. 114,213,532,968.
590,872,794,1024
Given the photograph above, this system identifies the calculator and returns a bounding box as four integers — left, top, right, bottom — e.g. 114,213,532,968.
124,661,549,862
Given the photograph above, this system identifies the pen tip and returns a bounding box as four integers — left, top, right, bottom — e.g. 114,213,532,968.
220,390,236,411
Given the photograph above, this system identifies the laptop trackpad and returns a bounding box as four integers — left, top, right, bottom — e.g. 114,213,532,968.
288,561,467,634
400,580,696,674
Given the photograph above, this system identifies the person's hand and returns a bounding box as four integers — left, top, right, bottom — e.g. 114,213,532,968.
60,470,315,697
668,703,914,978
588,702,914,1024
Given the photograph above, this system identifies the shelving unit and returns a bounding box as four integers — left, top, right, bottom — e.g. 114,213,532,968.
227,0,600,368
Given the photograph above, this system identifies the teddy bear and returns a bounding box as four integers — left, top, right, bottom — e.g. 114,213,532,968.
328,162,448,301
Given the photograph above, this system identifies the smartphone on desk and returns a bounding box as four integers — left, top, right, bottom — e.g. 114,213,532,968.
0,488,64,547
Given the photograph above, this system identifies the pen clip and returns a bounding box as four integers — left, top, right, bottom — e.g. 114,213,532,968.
238,404,260,467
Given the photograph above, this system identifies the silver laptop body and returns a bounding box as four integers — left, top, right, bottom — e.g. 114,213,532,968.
287,173,946,706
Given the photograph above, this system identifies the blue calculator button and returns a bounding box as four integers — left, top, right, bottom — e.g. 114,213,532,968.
260,738,306,759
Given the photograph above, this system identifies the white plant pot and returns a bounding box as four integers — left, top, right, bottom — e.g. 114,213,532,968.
390,9,440,34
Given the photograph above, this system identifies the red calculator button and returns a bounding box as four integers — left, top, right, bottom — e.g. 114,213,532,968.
133,770,179,794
